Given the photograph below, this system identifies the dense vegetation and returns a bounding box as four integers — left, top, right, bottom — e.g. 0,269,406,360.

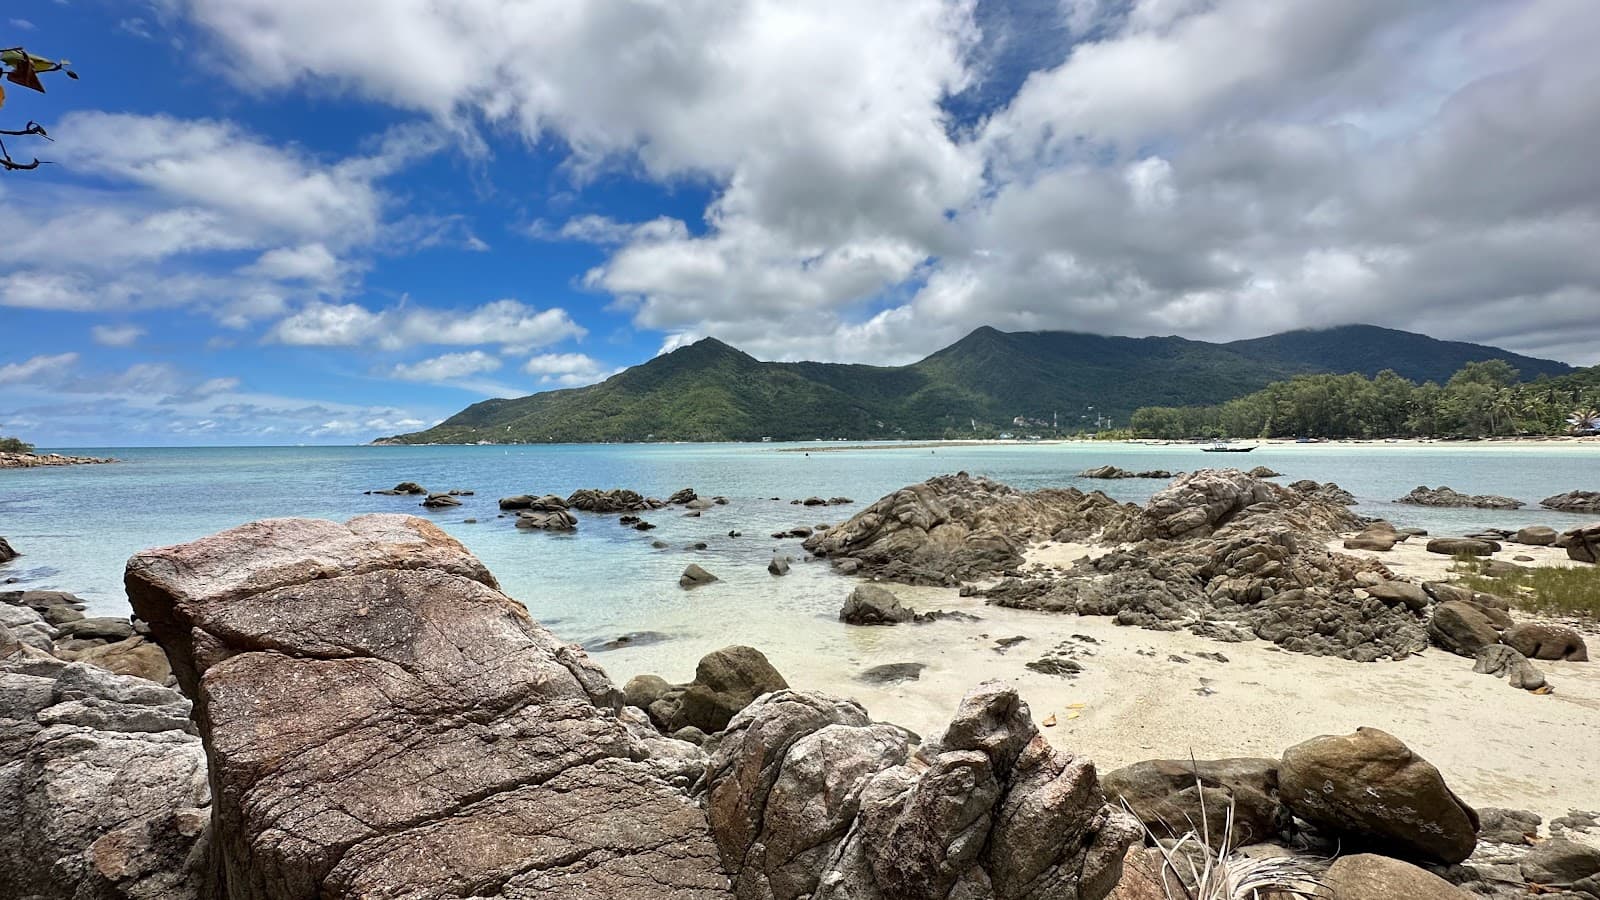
0,435,35,453
384,325,1573,444
1130,360,1600,439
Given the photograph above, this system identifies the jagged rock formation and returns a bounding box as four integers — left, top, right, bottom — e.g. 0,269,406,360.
1077,466,1175,479
802,472,1140,584
701,682,1141,900
1397,486,1523,510
972,471,1414,660
0,633,211,900
125,514,734,900
1541,490,1600,513
567,488,659,512
1564,523,1600,563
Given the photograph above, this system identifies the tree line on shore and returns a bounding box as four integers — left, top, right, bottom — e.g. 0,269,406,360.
1131,360,1600,440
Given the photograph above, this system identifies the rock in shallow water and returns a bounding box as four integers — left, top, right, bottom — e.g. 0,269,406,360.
125,514,734,900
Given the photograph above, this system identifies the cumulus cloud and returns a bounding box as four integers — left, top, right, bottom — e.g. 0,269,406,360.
521,352,617,387
91,324,146,347
268,299,585,350
161,0,1600,365
0,113,442,325
389,350,503,382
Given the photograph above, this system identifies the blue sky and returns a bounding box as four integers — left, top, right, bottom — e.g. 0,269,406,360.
3,0,1598,445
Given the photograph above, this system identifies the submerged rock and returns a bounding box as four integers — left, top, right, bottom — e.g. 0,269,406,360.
1398,486,1523,510
0,535,15,563
681,563,719,588
1078,465,1174,479
125,514,733,899
567,487,651,512
702,681,1140,900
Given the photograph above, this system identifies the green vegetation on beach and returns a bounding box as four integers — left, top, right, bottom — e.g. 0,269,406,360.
1454,561,1600,620
1131,360,1600,440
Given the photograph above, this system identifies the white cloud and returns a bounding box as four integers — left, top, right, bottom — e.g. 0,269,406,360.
91,324,147,347
268,299,585,349
0,354,79,385
390,350,503,382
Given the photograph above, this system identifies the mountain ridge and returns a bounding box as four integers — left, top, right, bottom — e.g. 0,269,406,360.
382,324,1574,444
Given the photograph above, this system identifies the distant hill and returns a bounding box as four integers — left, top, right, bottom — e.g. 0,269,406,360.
381,324,1573,443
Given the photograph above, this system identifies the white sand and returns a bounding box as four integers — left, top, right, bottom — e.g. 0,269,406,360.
788,581,1600,823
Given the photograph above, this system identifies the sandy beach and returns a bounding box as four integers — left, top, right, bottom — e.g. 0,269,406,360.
604,536,1600,825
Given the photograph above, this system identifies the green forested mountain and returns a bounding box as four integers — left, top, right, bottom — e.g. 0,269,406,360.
381,325,1573,444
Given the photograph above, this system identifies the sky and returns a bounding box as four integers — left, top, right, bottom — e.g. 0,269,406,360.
2,0,1599,446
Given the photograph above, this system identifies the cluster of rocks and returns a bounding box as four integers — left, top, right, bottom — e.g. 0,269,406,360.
364,481,475,509
1397,485,1524,509
793,496,852,506
802,471,1143,585
9,512,1600,899
1107,729,1600,899
1343,520,1427,551
1078,465,1177,479
1543,490,1600,513
2,590,174,683
7,515,1170,899
1399,522,1600,564
0,451,116,468
622,645,788,741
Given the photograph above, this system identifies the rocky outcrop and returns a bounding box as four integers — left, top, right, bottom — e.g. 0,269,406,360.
840,585,914,625
1397,486,1523,510
1344,521,1403,551
1100,758,1285,846
1563,523,1600,563
568,487,655,512
0,451,117,468
499,492,569,511
631,645,789,736
1541,490,1600,513
1124,469,1364,542
1279,727,1479,864
1501,623,1589,661
515,508,578,530
3,589,89,626
0,535,15,563
1077,466,1174,479
0,639,211,900
976,472,1414,661
702,681,1141,900
125,514,734,900
802,472,1139,585
420,491,461,507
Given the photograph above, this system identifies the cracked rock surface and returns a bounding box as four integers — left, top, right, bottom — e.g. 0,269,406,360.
126,514,733,900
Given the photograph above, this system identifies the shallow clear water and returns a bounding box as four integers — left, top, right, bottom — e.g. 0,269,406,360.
2,441,1596,684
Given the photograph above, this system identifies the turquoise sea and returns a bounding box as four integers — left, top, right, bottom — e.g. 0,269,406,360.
3,441,1597,684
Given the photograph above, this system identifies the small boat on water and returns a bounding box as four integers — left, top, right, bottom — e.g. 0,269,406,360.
1201,442,1255,453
